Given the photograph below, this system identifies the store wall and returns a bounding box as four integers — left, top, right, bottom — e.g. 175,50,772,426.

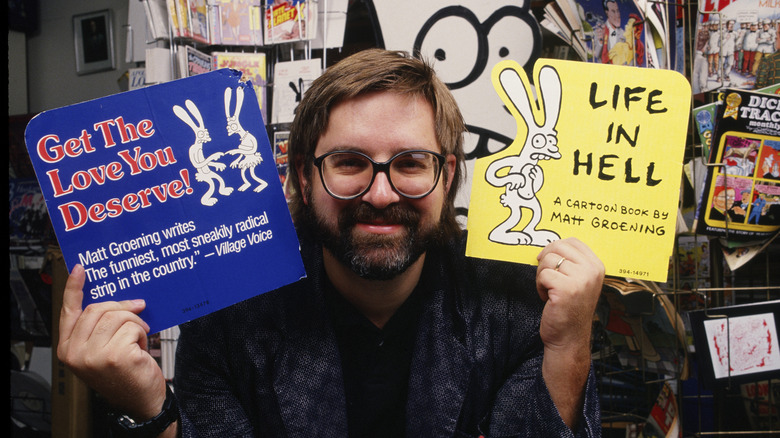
9,0,132,390
9,30,28,116
24,0,133,114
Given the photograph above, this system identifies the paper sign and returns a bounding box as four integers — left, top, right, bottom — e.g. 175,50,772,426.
24,69,305,333
703,313,780,379
466,59,691,282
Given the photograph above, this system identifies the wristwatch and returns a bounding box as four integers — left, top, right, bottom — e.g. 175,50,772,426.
111,383,179,437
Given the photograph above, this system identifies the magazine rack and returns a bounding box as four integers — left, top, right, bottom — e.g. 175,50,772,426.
671,4,780,436
595,1,780,435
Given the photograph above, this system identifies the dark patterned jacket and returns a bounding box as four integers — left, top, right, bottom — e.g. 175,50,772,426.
174,232,600,437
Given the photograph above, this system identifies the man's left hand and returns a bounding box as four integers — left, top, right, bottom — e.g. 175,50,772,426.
535,237,604,352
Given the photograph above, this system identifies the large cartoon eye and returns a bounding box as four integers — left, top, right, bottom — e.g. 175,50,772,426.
531,133,546,149
486,14,538,68
415,8,481,88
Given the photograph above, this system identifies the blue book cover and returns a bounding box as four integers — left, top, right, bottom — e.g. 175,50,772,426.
24,69,306,333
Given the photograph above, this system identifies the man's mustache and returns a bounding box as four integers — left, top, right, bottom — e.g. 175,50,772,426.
340,203,421,229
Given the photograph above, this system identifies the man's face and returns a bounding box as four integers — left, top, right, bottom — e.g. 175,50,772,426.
300,91,455,280
606,2,621,29
713,188,735,210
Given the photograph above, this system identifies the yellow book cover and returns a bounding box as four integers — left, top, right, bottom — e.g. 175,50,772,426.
466,59,690,282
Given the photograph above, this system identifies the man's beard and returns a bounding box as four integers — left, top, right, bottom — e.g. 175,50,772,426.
305,201,441,280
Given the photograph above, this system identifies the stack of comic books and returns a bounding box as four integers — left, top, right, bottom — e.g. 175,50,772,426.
540,0,683,70
143,0,170,41
693,86,780,266
540,0,588,61
166,0,191,40
598,277,690,379
146,1,326,47
187,0,210,44
144,0,263,46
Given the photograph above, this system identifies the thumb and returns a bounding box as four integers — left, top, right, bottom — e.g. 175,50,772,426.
59,264,86,341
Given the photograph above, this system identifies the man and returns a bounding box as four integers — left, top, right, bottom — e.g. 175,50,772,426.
742,22,759,76
755,19,777,76
707,18,721,79
693,20,711,94
57,49,604,437
735,21,747,74
596,0,625,64
719,20,738,86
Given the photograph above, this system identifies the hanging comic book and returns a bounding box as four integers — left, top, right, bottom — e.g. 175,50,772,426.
692,0,779,95
188,0,210,44
264,0,317,44
9,178,53,243
177,45,212,78
209,0,263,46
695,87,780,241
271,58,321,125
212,51,267,123
577,0,648,66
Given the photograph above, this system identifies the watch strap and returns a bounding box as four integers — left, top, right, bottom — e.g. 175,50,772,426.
110,383,179,437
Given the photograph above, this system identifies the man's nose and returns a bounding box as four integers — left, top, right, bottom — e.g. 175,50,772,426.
361,171,401,208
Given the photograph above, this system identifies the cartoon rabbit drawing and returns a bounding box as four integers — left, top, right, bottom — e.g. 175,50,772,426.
485,66,562,246
173,99,233,206
224,86,268,193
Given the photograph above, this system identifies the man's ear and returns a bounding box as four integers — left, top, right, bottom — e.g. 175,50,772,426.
443,154,457,195
296,161,310,205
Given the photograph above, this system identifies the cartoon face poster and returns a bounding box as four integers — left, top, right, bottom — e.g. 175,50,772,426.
367,0,542,224
466,59,691,282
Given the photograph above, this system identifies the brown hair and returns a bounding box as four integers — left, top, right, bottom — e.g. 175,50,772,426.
287,48,466,241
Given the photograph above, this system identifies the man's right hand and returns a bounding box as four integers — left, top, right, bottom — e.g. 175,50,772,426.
57,264,169,421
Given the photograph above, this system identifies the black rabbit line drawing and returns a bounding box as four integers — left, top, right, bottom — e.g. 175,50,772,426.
173,99,233,206
224,86,268,193
485,66,562,247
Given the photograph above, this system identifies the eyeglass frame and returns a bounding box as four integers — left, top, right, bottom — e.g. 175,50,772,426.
312,149,447,200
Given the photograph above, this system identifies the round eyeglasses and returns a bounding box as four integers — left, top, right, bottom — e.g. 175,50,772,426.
312,149,446,200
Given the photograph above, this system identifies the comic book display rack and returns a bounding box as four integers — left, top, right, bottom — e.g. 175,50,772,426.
599,1,779,436
544,0,780,435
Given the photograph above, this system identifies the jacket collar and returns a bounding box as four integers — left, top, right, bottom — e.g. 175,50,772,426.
273,240,474,437
273,241,348,437
406,280,474,436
